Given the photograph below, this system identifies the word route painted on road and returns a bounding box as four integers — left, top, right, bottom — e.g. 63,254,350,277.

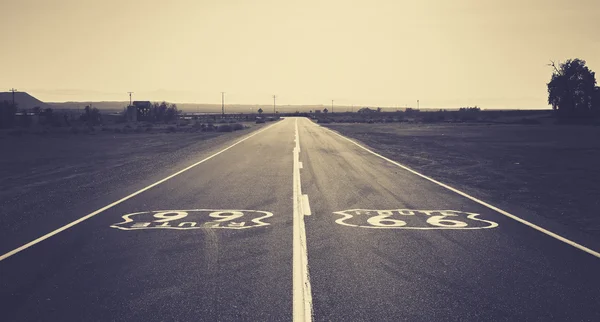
111,209,273,230
334,209,498,229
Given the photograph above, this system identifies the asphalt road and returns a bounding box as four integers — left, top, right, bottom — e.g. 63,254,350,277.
1,117,599,321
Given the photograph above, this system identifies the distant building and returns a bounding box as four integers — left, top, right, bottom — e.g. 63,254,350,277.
132,101,152,121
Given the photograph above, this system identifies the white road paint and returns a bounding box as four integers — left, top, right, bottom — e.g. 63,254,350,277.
293,118,313,321
319,122,600,258
333,209,498,229
0,121,282,262
111,209,273,230
302,195,312,217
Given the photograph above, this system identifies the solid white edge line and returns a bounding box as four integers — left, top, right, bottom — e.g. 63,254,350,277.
319,123,600,259
293,118,313,322
0,121,283,262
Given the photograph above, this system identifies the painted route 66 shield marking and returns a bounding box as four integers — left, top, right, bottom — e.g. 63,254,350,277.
333,209,498,230
111,209,273,230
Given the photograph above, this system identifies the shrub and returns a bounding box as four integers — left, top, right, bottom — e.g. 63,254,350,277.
217,124,233,132
203,123,216,131
80,105,102,125
18,114,32,128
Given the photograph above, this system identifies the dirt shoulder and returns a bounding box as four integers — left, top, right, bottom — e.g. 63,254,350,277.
324,122,600,240
0,121,270,241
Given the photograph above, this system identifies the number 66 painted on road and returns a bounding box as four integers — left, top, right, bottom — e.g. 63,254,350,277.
335,209,498,229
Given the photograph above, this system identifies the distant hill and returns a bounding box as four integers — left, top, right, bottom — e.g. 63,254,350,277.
0,91,51,110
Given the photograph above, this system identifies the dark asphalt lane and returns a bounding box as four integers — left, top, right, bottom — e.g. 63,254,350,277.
298,118,600,321
1,120,293,321
1,117,599,321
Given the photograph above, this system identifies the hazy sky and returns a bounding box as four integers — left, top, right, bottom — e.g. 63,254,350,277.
1,0,599,109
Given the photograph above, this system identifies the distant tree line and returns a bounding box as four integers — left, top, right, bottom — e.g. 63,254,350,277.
80,105,102,125
548,58,600,118
136,101,179,122
357,107,382,113
0,101,101,129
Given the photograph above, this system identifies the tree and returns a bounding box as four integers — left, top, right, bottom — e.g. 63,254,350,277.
0,100,18,128
459,106,480,112
548,59,598,117
80,105,102,125
165,103,178,122
593,86,600,110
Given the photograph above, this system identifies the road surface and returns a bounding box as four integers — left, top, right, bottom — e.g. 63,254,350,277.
1,117,599,321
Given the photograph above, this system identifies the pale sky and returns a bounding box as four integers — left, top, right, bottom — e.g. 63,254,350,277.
1,0,599,109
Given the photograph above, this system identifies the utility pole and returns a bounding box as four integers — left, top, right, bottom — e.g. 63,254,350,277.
273,95,276,114
128,92,134,106
9,88,17,106
221,92,225,116
331,100,334,113
417,100,419,109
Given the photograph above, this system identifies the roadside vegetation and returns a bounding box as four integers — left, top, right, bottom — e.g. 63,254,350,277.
0,99,276,136
308,108,553,125
307,57,599,126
